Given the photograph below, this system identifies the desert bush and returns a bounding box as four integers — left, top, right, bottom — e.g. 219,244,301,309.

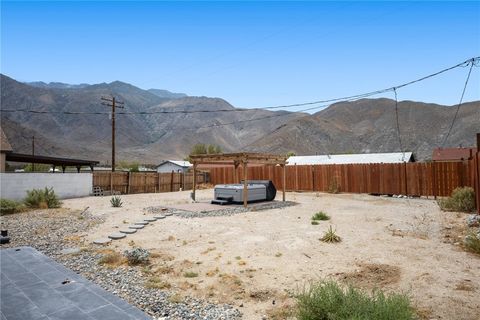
438,187,475,212
320,226,341,243
312,211,330,221
124,247,150,265
145,276,171,289
183,271,199,278
327,180,340,194
0,199,22,215
98,252,123,266
110,196,123,208
24,187,61,208
296,280,415,320
464,230,480,255
311,221,319,225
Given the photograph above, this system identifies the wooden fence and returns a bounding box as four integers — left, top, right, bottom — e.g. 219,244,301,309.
93,171,208,194
208,159,479,198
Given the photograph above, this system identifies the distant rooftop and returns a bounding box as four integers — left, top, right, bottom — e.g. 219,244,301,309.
432,147,477,161
287,152,413,165
157,160,192,168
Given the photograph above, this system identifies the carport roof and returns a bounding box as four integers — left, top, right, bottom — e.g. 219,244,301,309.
6,152,99,168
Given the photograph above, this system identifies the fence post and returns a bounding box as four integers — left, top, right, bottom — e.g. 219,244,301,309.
432,161,437,200
295,164,298,192
127,171,131,194
170,170,174,192
403,162,408,196
110,172,113,194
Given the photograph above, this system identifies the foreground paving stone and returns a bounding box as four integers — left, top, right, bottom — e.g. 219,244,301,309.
143,217,157,222
128,225,144,229
93,238,112,245
134,221,149,225
108,233,126,240
119,229,137,234
0,247,150,320
165,212,174,216
154,215,166,219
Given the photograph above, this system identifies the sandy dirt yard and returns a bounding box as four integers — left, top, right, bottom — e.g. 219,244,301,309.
63,190,480,320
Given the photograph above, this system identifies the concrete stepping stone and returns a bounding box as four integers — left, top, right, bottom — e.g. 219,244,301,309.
119,229,137,234
154,215,166,219
134,221,149,225
108,233,126,240
165,212,174,217
143,217,157,222
128,225,144,229
93,238,112,245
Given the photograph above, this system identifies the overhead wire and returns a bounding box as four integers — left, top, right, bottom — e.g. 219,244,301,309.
1,56,478,117
441,58,475,147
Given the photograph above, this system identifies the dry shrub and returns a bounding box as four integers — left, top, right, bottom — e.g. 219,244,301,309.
439,187,475,212
338,263,401,289
98,251,125,267
145,276,171,289
327,180,341,194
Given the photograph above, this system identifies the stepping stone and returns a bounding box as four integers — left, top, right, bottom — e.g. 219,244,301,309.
165,212,174,217
119,229,137,234
108,233,126,240
60,247,81,255
128,225,144,229
93,238,112,245
134,221,149,225
154,215,166,219
144,217,157,222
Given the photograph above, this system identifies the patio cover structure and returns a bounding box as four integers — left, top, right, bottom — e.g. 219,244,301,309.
190,152,288,207
6,153,99,172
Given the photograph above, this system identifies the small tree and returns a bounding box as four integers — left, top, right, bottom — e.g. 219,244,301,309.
286,151,296,157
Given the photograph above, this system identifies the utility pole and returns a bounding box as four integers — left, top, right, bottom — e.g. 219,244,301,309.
101,96,124,172
32,136,35,172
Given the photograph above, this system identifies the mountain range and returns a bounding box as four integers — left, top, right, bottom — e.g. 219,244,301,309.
1,73,478,164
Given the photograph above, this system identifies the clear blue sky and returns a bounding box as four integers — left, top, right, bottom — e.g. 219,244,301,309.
1,1,479,111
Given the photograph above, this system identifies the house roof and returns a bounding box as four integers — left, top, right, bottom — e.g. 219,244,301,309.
287,152,413,165
432,147,477,161
0,127,13,153
157,160,192,168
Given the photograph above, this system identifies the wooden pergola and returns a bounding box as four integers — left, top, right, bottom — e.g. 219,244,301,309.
189,152,288,207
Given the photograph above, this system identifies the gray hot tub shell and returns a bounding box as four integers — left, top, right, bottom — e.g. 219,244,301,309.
214,184,267,203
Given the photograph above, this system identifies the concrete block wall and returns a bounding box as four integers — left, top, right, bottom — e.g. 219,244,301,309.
0,173,93,200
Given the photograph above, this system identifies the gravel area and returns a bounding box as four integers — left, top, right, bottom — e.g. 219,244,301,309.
0,208,242,320
143,201,296,219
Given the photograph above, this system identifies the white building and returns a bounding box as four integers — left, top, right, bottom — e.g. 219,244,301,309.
287,152,414,166
156,160,192,173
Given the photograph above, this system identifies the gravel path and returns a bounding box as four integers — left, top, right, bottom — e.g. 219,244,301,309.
0,209,242,320
143,201,296,219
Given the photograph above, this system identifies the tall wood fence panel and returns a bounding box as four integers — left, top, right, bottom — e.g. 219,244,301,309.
208,160,477,198
92,171,206,194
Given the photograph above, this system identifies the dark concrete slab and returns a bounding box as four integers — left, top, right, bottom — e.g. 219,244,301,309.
0,247,150,320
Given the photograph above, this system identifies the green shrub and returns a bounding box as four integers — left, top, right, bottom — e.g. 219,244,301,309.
0,199,22,215
24,188,61,209
312,211,330,221
124,248,150,265
438,187,475,212
296,280,415,320
110,196,123,207
183,271,198,278
320,226,341,243
311,221,319,225
464,231,480,255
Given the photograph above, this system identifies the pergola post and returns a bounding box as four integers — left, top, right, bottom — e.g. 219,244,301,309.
243,160,248,208
192,162,197,201
234,161,239,183
282,163,286,202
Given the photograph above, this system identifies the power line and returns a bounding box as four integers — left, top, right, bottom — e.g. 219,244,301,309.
392,87,404,160
441,59,475,147
2,56,478,116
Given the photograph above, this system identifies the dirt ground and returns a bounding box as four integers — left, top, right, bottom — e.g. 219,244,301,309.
63,190,480,320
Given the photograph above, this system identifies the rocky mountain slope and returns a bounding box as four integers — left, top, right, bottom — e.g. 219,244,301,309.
246,98,480,160
2,74,478,163
0,74,302,163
